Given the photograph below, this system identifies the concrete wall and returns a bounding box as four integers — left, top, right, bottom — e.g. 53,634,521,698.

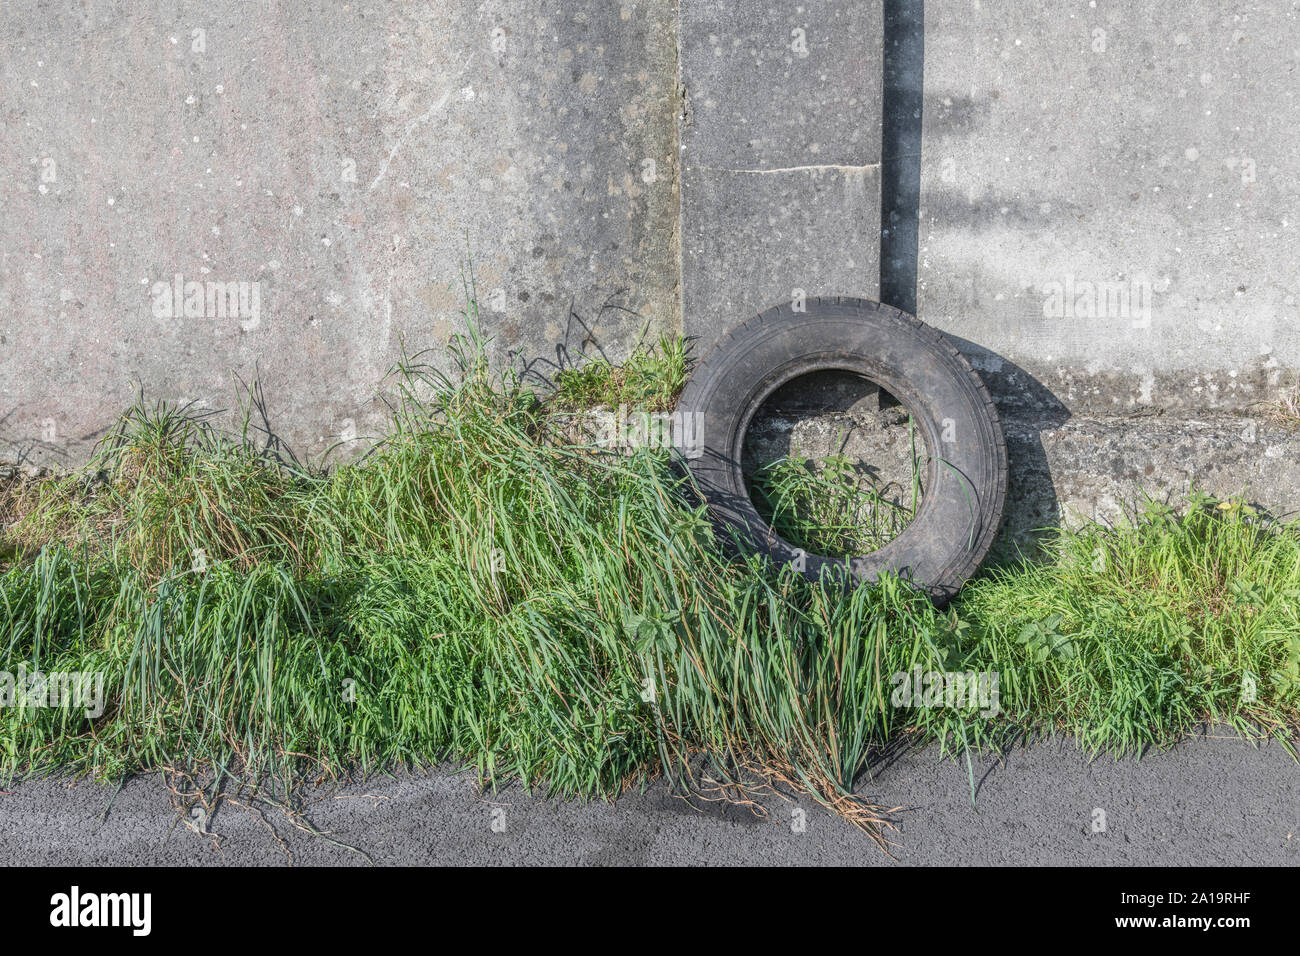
1,0,680,466
3,0,1299,531
918,0,1300,416
679,1,882,351
914,0,1300,537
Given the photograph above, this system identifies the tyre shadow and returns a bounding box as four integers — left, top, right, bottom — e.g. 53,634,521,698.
944,336,1071,568
880,0,1068,568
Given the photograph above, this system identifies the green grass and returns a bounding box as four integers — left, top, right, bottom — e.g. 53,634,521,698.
1,302,1298,843
749,423,923,558
550,333,687,412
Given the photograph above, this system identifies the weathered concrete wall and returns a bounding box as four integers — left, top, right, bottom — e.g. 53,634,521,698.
910,0,1300,532
678,1,883,351
1,0,680,466
917,0,1300,416
3,0,1300,535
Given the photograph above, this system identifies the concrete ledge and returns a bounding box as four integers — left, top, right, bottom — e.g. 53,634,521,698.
741,395,1300,560
1002,411,1300,554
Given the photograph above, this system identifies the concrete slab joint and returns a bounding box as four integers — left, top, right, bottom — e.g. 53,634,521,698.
678,0,884,354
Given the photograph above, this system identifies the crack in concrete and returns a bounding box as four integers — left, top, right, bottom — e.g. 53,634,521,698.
369,54,475,191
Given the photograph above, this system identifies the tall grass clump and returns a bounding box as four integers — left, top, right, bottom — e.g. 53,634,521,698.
749,448,921,558
0,308,932,836
1,292,1299,843
956,495,1300,750
551,332,688,412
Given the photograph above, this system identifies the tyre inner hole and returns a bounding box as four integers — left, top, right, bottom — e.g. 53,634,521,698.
741,369,927,560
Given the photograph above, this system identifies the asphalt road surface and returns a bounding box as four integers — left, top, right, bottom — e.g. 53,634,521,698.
1,729,1295,865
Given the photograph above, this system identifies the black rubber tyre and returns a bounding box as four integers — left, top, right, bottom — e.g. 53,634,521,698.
676,297,1007,606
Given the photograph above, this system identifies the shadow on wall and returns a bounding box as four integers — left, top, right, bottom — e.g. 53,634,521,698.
946,336,1071,564
880,0,924,316
0,410,76,475
880,0,1067,563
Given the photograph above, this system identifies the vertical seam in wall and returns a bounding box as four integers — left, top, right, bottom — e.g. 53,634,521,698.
672,0,685,340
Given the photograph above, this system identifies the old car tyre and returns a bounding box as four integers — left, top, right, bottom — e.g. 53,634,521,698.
675,297,1007,606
